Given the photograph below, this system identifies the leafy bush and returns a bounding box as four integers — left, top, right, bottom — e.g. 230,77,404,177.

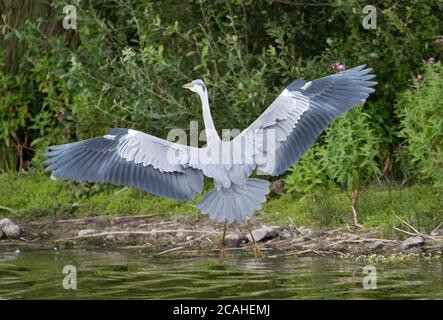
285,105,382,192
284,104,383,225
285,147,329,195
0,3,76,170
320,104,382,190
396,62,443,191
0,0,442,208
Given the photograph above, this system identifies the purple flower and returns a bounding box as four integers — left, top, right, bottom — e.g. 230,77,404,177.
59,107,66,116
427,56,435,64
435,35,443,45
331,61,345,72
417,74,423,81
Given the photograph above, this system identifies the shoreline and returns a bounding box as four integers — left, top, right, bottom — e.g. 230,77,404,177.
1,214,442,258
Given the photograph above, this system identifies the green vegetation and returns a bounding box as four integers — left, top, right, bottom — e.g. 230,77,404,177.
396,62,443,191
265,184,441,238
284,104,383,225
0,170,202,218
0,171,441,238
0,1,442,233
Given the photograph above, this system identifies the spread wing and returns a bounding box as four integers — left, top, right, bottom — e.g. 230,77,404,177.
232,65,377,176
44,128,203,200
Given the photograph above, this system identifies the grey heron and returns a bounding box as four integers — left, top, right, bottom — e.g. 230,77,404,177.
45,65,376,259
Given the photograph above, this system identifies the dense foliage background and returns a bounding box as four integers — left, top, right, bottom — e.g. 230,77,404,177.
0,0,442,227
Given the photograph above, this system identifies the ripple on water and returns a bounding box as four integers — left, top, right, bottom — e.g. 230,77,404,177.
0,249,442,299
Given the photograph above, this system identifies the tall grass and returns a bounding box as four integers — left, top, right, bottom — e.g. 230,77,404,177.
0,145,17,172
263,184,442,238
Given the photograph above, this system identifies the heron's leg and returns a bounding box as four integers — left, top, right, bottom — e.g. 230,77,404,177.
219,220,227,263
244,220,263,259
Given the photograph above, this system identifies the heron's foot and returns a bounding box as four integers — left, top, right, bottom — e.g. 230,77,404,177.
253,242,263,259
219,245,227,263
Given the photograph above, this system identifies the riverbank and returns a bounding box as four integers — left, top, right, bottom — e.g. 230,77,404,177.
1,171,442,239
1,214,443,258
1,171,443,257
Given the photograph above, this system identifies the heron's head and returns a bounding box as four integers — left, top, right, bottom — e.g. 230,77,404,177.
182,79,207,95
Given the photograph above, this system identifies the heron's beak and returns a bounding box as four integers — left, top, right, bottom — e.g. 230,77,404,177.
182,82,193,90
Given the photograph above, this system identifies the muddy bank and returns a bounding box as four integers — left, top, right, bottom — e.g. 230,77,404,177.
1,214,443,257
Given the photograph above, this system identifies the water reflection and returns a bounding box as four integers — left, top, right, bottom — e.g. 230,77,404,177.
0,249,441,299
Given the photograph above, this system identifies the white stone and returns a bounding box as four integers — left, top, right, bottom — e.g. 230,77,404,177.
371,240,384,250
0,218,13,228
247,226,281,243
3,224,21,238
224,232,244,248
401,236,424,249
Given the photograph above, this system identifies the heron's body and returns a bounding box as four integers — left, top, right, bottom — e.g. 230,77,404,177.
45,65,376,237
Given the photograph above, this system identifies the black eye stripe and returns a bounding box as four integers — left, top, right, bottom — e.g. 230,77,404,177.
192,80,206,91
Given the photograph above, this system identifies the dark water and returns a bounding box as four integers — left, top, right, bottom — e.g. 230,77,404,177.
0,249,442,299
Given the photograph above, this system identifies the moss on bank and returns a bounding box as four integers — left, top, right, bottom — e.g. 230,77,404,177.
0,171,441,238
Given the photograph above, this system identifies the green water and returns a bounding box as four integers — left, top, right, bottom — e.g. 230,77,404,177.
0,249,442,299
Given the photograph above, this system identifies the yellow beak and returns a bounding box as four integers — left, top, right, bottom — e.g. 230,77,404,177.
182,82,193,89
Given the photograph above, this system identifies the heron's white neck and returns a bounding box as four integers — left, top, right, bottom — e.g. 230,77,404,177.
199,91,220,144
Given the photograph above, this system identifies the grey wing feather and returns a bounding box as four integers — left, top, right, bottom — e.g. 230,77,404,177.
272,65,376,175
44,128,203,201
232,65,377,176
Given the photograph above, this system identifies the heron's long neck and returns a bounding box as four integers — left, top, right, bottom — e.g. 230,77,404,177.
200,92,220,144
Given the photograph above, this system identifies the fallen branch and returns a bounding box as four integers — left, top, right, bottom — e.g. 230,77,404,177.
55,214,160,224
395,215,422,235
343,238,397,244
138,221,176,228
313,250,332,256
394,215,440,240
154,246,184,256
22,229,39,237
431,221,443,235
288,217,303,234
0,204,18,216
365,238,401,243
326,235,360,248
393,226,416,237
328,227,345,233
55,229,221,242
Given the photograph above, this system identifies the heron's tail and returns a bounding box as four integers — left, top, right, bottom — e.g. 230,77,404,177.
198,178,270,223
